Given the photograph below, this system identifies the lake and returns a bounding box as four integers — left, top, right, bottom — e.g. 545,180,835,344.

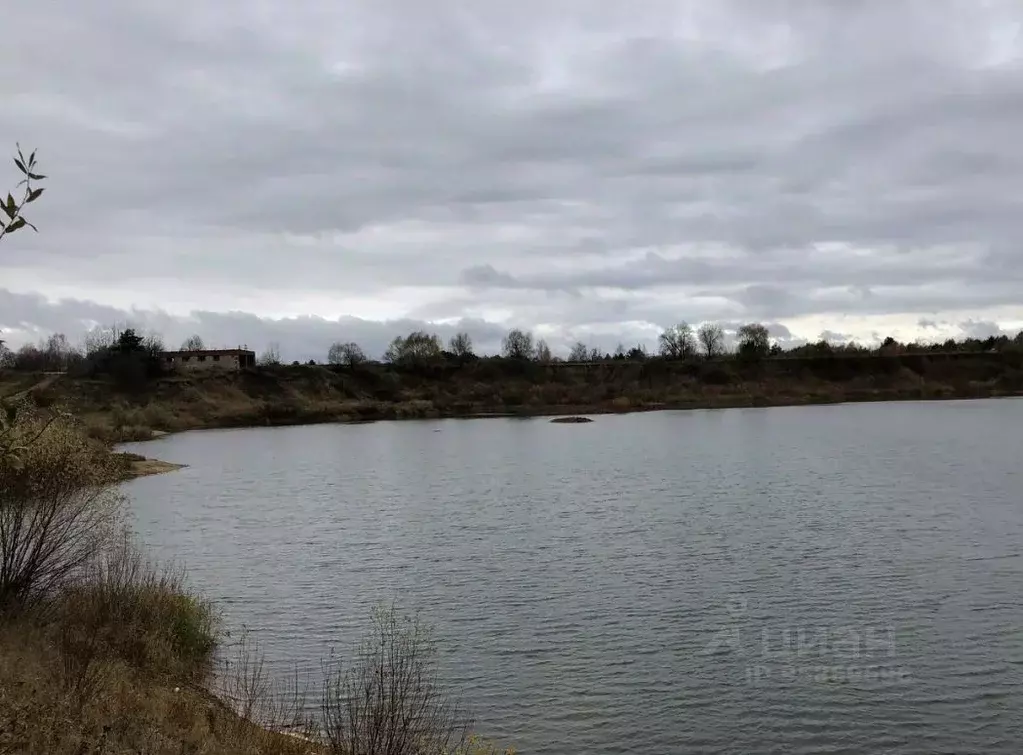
121,399,1023,754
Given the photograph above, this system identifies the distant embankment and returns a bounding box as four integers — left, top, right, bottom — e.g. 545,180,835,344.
4,350,1022,442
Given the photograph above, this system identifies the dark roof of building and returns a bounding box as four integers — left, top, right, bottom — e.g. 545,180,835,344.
160,349,255,357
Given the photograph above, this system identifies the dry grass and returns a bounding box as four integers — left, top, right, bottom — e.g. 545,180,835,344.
0,533,318,755
57,533,218,681
0,622,317,754
1,597,514,755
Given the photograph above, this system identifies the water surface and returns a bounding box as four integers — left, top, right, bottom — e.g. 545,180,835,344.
122,400,1023,753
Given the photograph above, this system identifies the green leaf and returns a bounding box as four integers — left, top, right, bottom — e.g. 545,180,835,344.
13,158,27,175
2,195,16,220
26,188,44,203
27,173,46,181
6,218,26,233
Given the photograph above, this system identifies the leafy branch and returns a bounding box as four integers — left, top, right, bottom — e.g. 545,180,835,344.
0,144,46,243
1,144,49,466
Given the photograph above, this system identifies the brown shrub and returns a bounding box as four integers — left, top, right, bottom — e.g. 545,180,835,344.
214,629,316,738
0,420,124,612
321,606,471,755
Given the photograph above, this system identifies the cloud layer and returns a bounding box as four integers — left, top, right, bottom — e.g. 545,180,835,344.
3,1,1023,357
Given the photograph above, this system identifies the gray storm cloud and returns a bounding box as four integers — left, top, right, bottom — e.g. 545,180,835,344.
2,0,1023,354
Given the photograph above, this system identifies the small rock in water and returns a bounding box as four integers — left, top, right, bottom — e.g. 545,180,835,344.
550,416,594,424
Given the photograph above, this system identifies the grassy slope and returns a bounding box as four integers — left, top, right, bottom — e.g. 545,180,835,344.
1,621,314,755
5,350,1023,442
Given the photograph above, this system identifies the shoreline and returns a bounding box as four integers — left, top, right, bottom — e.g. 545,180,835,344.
113,451,187,481
115,389,1023,479
125,386,1023,438
10,350,1022,453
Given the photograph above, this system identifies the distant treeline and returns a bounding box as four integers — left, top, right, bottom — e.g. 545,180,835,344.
2,322,1023,378
0,328,168,386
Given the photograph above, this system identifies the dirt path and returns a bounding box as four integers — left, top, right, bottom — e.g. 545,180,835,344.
1,371,63,401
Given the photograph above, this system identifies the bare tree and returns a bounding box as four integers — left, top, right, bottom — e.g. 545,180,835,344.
258,342,282,366
659,323,697,359
658,322,697,360
383,337,402,364
448,332,474,359
141,331,165,357
502,329,533,360
328,341,366,367
81,323,149,357
384,331,442,365
181,335,205,351
697,323,725,359
0,145,45,244
5,334,83,372
50,334,84,371
43,333,70,364
736,323,770,359
83,325,118,356
321,605,471,755
534,338,552,363
568,342,590,362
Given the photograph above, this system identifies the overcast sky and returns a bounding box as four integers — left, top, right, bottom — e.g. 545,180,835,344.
2,1,1023,360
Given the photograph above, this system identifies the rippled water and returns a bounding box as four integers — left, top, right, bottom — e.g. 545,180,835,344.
121,400,1023,753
